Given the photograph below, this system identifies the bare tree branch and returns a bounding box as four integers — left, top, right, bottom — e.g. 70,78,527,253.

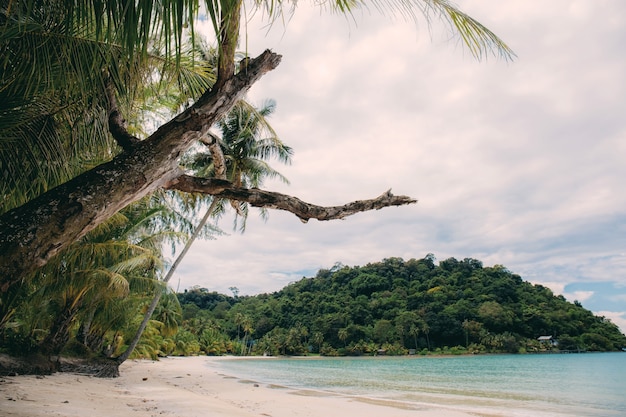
165,175,417,222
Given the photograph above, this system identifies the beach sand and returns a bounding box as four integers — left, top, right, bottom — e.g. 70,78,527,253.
1,356,485,417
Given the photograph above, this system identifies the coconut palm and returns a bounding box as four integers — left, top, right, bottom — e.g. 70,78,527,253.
32,196,176,356
187,98,293,229
0,189,200,359
116,98,291,364
0,1,217,364
312,331,324,353
338,327,349,347
0,1,214,214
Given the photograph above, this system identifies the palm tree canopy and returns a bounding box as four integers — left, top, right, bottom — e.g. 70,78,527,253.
187,99,292,186
0,1,215,214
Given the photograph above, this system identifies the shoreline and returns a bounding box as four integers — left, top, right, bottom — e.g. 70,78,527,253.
1,355,490,417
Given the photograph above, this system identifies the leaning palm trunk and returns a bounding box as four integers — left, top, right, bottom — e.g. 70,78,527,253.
115,199,220,365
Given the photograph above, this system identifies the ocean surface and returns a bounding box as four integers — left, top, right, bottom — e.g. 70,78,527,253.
213,353,626,417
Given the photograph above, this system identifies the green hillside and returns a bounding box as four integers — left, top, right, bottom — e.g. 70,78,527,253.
178,256,626,356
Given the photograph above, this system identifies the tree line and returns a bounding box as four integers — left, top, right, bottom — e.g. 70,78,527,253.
175,256,626,356
3,255,624,372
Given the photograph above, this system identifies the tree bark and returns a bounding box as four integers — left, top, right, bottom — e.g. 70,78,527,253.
216,0,242,89
166,177,416,223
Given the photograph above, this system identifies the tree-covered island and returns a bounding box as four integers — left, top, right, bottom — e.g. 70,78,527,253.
4,255,624,376
174,256,626,356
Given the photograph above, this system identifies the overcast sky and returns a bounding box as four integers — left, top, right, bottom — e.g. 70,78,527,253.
175,1,626,333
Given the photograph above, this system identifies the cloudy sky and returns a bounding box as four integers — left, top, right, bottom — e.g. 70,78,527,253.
175,1,626,333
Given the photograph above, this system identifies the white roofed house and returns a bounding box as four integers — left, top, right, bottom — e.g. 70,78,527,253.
537,336,559,347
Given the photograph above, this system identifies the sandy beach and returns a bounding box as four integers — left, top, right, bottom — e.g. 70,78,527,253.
0,356,489,417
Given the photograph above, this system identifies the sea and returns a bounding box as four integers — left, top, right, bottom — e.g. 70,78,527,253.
213,352,626,417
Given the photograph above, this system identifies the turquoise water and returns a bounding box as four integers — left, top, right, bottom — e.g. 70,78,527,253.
213,353,626,416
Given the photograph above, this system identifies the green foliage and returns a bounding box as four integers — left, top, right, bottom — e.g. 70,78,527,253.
7,254,622,358
175,256,626,356
0,1,215,214
0,197,176,356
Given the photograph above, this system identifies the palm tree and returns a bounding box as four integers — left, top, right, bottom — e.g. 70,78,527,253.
338,327,349,347
312,331,324,353
33,197,172,356
409,325,420,351
0,197,167,357
0,1,213,214
240,315,254,355
151,292,183,338
1,0,512,288
113,198,220,364
0,1,216,365
422,322,431,350
187,98,293,229
116,98,291,364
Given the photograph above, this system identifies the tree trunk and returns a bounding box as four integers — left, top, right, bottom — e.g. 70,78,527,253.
216,0,242,90
75,307,96,347
0,51,282,292
114,285,163,364
115,199,219,364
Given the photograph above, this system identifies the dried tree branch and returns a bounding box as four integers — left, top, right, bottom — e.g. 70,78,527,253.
165,175,417,222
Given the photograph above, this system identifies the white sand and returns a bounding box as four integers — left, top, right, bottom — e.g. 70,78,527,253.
0,356,489,417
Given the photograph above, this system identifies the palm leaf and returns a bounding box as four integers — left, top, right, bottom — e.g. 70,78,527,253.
250,0,515,60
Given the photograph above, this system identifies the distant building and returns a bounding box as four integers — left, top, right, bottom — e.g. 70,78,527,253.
537,336,558,347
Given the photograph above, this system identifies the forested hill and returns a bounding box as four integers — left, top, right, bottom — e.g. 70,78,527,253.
179,256,626,356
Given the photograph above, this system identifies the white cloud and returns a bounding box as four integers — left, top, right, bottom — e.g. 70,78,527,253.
563,291,594,303
610,294,626,303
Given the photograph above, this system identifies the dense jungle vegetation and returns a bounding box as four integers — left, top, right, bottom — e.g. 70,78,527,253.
2,255,625,365
174,256,626,356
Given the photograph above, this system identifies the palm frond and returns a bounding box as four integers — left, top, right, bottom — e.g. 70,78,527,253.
250,0,515,60
87,269,130,297
0,6,218,214
418,0,515,60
